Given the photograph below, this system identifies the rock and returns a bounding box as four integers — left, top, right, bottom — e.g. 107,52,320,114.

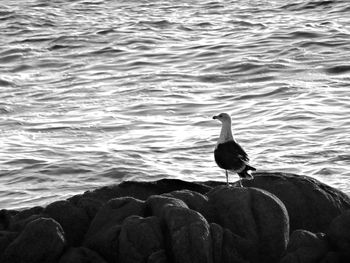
71,179,211,205
320,251,341,263
0,231,17,257
146,195,188,218
207,186,289,263
9,214,42,232
242,172,350,232
164,190,208,216
327,210,350,260
166,206,212,263
118,215,164,263
147,195,213,263
148,250,168,263
8,206,43,231
44,200,90,246
280,230,329,263
84,197,145,262
59,247,107,263
210,223,248,263
0,208,43,232
85,225,121,263
76,197,103,220
86,197,145,239
0,209,18,230
1,217,66,263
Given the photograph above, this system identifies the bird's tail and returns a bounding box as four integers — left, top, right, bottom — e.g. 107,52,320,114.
238,165,256,180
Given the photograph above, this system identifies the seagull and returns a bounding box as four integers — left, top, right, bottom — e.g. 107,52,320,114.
213,113,256,186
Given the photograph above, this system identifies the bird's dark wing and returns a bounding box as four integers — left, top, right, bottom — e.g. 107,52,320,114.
218,140,249,162
214,140,249,171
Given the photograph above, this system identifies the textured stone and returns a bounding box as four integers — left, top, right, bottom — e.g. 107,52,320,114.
59,247,107,263
146,195,212,263
242,172,350,232
1,217,66,263
118,215,164,263
207,186,289,263
146,195,188,218
6,206,43,232
164,190,208,216
148,250,168,263
210,223,248,263
44,200,90,246
280,230,329,263
71,179,211,205
76,197,103,220
84,197,144,262
327,210,350,260
0,231,17,258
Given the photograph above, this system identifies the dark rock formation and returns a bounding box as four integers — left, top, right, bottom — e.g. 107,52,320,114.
118,215,164,263
210,223,247,263
280,230,329,263
327,209,350,261
8,206,43,231
0,172,349,263
147,249,168,263
69,179,211,205
59,247,107,263
164,189,208,216
84,197,145,262
1,217,66,263
242,172,350,233
44,200,90,246
0,231,17,257
146,195,212,263
207,186,289,263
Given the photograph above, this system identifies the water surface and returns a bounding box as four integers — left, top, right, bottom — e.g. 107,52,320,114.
0,0,349,209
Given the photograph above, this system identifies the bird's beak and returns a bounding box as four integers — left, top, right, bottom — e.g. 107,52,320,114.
213,116,218,119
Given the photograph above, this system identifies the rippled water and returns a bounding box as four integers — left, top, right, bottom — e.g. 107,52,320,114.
0,0,349,209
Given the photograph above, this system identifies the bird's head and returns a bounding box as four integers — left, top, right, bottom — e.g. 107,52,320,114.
213,113,231,124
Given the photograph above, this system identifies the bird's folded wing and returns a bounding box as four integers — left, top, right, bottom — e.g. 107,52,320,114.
217,140,249,162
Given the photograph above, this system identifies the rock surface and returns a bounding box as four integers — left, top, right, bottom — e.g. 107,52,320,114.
84,197,145,262
242,172,350,233
44,200,90,246
146,195,212,263
280,230,329,263
1,217,66,263
59,247,107,263
327,209,350,261
207,186,289,263
0,172,349,263
118,215,164,263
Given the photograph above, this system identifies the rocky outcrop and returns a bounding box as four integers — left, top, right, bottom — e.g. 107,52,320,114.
1,217,66,263
118,215,164,263
59,247,107,263
44,200,90,246
146,195,212,263
207,186,289,263
280,230,329,263
242,172,350,233
84,197,145,262
327,210,350,261
0,172,349,263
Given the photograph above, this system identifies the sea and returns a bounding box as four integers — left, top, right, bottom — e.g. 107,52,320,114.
0,0,349,210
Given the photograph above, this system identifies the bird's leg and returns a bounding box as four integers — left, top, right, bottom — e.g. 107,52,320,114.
225,170,229,186
239,178,243,187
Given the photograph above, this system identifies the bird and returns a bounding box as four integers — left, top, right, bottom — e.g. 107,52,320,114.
213,113,256,187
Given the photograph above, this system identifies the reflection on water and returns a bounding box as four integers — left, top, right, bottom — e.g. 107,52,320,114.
0,0,349,209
